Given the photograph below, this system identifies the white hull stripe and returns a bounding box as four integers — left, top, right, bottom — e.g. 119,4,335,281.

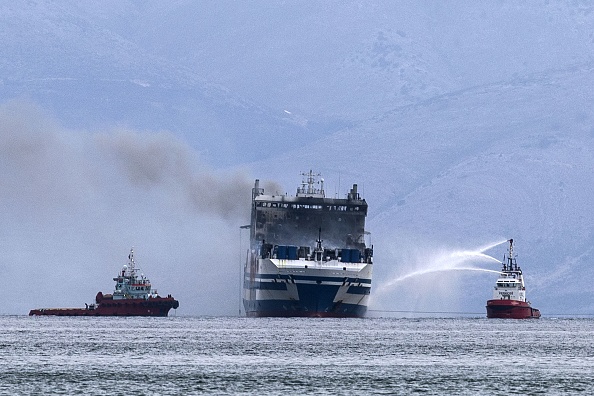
254,273,371,284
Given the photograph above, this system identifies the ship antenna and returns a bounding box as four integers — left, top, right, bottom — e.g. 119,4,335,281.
314,227,324,262
506,239,514,272
128,247,136,276
317,227,323,250
308,170,314,195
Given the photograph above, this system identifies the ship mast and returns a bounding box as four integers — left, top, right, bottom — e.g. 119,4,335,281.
314,227,324,262
297,170,324,198
502,238,523,275
128,247,137,277
503,239,512,272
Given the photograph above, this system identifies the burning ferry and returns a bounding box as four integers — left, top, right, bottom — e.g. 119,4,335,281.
29,248,179,316
486,239,540,319
243,171,373,317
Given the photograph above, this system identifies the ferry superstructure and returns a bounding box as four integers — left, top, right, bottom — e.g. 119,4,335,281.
243,171,373,317
486,239,540,319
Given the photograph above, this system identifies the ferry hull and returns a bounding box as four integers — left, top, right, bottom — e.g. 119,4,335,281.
486,299,541,319
243,286,368,318
243,258,372,318
29,296,179,317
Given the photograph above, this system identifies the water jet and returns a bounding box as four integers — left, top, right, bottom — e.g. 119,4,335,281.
376,239,508,296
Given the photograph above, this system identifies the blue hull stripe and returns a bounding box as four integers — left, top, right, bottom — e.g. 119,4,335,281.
243,282,368,317
248,281,288,290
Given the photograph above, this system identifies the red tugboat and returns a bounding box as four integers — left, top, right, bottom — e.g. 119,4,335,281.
486,239,540,319
29,248,179,316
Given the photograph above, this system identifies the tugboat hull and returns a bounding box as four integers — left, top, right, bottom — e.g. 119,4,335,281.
29,296,179,317
486,299,541,319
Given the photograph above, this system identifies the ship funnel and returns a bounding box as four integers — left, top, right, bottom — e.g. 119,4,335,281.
252,179,264,199
348,184,360,200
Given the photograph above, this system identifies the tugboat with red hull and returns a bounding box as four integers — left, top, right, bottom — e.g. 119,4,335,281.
29,248,179,317
486,239,540,319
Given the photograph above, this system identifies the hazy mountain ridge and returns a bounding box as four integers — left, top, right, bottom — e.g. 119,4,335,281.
121,0,594,119
0,1,316,165
4,1,593,154
250,62,594,314
253,61,594,204
2,1,594,315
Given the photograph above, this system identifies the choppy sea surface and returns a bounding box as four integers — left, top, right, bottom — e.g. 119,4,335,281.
1,316,593,395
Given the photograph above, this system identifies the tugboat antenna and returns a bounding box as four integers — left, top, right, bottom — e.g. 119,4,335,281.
128,247,137,276
505,239,514,271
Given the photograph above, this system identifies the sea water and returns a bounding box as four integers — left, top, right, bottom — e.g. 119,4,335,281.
1,316,593,395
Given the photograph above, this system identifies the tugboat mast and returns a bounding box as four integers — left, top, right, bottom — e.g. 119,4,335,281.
503,238,519,272
128,247,136,276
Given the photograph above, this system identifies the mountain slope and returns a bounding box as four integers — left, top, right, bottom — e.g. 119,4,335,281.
0,1,317,166
251,64,594,315
127,1,594,119
1,1,594,315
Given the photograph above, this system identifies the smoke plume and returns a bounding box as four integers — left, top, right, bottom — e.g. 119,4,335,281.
0,100,260,315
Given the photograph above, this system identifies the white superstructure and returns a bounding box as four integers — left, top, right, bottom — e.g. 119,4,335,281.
491,239,526,301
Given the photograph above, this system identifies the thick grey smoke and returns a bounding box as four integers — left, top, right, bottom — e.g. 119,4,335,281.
0,101,254,218
95,129,253,220
0,100,263,315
